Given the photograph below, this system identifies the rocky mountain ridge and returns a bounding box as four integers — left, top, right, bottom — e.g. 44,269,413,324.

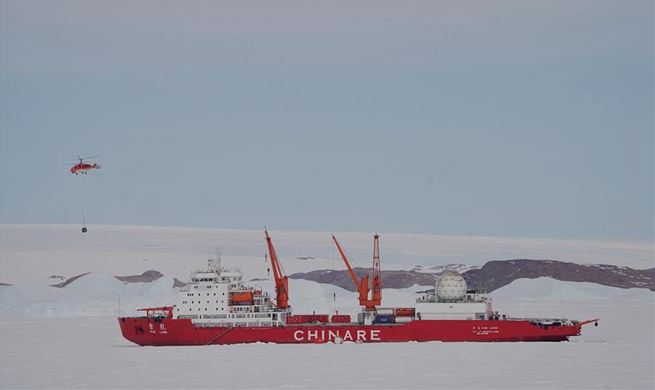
290,259,654,293
7,260,651,294
288,263,477,292
462,259,654,293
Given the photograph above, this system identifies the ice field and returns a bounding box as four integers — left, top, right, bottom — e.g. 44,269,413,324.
1,300,653,389
0,225,653,389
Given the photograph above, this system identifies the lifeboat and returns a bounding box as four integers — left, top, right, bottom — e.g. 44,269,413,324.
231,292,254,303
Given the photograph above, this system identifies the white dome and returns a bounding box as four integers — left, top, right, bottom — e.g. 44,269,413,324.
436,272,467,300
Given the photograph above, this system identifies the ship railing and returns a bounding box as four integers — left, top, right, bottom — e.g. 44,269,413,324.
177,315,200,320
137,306,174,319
416,295,437,303
195,321,234,328
519,318,573,327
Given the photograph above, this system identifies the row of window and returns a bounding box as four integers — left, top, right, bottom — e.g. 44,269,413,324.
193,285,225,289
178,307,225,312
177,306,268,313
186,292,226,297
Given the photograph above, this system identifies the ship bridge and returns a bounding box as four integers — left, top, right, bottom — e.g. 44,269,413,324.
173,249,288,327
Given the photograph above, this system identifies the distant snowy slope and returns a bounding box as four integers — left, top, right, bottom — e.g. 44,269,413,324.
2,271,652,319
0,284,72,311
0,268,420,320
0,272,361,318
2,224,653,285
491,277,655,301
2,224,653,319
0,273,178,317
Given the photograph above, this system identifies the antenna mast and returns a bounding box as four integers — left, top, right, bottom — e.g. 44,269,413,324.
208,247,222,272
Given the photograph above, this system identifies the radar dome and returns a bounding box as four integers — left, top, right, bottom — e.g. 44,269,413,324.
436,272,467,300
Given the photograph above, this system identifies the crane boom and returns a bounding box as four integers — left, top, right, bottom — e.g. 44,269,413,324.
265,229,289,309
332,235,370,306
332,234,381,311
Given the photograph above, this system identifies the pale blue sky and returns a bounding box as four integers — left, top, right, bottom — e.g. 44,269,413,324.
1,0,653,241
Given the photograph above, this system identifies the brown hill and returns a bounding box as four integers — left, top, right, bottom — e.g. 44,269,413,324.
462,259,654,292
290,260,654,293
289,267,438,292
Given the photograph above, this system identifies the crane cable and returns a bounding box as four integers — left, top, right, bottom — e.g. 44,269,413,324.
80,174,87,232
332,242,336,313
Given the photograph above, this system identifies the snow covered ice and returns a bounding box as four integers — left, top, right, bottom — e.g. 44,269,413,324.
1,300,653,389
1,225,653,389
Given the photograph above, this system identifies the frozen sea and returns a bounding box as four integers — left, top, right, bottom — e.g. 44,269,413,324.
0,225,653,389
1,300,653,389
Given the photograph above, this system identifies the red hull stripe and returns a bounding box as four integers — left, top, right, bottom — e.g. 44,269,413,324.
118,317,580,346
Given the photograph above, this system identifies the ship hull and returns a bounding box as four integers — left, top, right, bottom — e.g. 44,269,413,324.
118,317,581,346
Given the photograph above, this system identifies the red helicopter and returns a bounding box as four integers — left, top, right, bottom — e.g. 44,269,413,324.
68,155,101,175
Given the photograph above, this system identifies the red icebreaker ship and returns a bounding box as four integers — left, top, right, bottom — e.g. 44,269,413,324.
118,230,598,346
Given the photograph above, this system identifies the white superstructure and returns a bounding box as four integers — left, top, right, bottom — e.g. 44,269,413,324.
172,248,289,327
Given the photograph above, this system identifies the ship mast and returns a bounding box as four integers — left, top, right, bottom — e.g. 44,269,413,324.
332,234,382,311
371,234,382,306
208,247,222,272
265,229,289,309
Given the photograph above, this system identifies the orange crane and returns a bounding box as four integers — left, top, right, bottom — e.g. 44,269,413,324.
265,229,289,309
332,234,382,311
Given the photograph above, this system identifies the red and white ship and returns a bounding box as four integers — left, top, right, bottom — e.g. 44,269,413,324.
118,230,598,346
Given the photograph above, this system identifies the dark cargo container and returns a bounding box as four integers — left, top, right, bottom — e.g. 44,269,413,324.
374,315,395,324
